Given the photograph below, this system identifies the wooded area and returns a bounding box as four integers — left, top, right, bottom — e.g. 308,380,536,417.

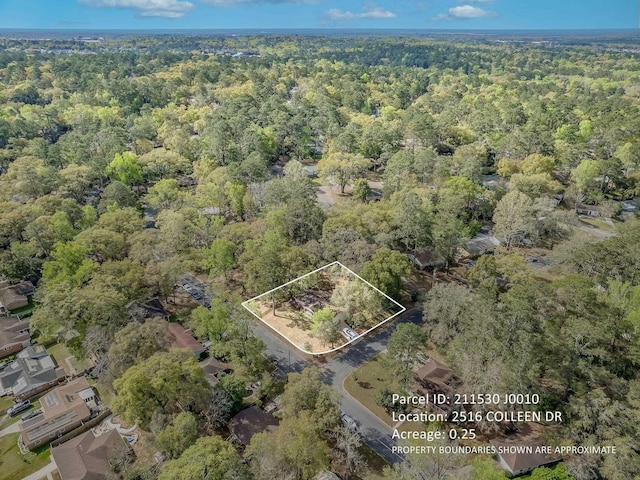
0,32,639,480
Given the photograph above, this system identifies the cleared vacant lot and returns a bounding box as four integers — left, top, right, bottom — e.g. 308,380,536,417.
243,262,404,354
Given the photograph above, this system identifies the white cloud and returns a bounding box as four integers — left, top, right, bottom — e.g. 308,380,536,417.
327,6,396,20
434,4,496,20
201,0,318,5
79,0,194,18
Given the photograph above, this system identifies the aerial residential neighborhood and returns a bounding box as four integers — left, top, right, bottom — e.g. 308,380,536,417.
0,3,639,479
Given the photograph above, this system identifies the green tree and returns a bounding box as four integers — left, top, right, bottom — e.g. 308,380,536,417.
246,413,331,480
112,349,211,429
387,323,427,390
145,178,182,210
571,159,602,203
492,190,536,249
107,318,175,380
156,412,199,459
317,152,370,194
361,247,411,299
98,181,138,213
522,153,555,175
352,178,371,202
279,367,340,433
205,238,236,281
106,152,143,186
391,189,432,251
311,307,334,333
159,436,250,480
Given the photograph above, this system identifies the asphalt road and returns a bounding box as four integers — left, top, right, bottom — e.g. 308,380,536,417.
249,307,424,465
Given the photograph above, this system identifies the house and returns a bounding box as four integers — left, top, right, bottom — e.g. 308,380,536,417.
415,358,456,387
20,376,100,450
481,174,502,190
0,281,34,315
52,429,130,480
199,356,230,388
407,249,446,270
490,436,561,477
459,234,501,258
575,203,602,217
177,175,197,188
413,358,460,416
126,298,169,324
0,316,30,359
229,406,279,446
167,323,206,358
0,345,66,400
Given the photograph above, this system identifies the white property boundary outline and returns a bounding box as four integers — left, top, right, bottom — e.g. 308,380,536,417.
241,261,407,355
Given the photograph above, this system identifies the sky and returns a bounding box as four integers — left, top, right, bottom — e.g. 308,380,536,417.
0,0,636,30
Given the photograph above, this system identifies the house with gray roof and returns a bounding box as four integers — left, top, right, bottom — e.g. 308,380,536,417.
459,234,501,258
0,345,65,400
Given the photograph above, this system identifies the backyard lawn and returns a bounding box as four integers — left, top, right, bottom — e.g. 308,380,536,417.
0,433,51,480
47,342,89,375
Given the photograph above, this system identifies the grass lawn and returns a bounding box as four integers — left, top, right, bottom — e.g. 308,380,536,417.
0,433,51,480
0,397,14,416
357,442,390,480
579,217,618,233
343,353,402,427
47,343,89,375
92,380,115,409
9,296,34,316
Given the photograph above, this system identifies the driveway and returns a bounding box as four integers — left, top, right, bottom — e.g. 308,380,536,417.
20,458,57,480
0,418,21,437
249,306,423,464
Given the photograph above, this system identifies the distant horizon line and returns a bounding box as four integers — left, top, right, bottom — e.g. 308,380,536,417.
0,27,637,32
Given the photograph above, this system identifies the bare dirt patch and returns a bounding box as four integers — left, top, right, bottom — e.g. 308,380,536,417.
243,262,405,354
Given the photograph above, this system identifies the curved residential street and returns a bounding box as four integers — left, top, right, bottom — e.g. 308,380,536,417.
250,308,423,464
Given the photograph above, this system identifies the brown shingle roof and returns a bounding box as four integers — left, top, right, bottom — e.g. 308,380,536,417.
167,323,204,355
229,406,279,446
415,358,455,385
0,316,29,349
0,287,28,311
52,429,127,480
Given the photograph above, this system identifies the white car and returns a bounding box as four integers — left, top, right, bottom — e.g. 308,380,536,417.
341,412,358,431
342,327,358,340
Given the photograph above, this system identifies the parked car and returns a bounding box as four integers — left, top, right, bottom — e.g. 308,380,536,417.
8,400,31,417
342,327,358,341
0,359,15,371
21,408,42,421
341,412,358,431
